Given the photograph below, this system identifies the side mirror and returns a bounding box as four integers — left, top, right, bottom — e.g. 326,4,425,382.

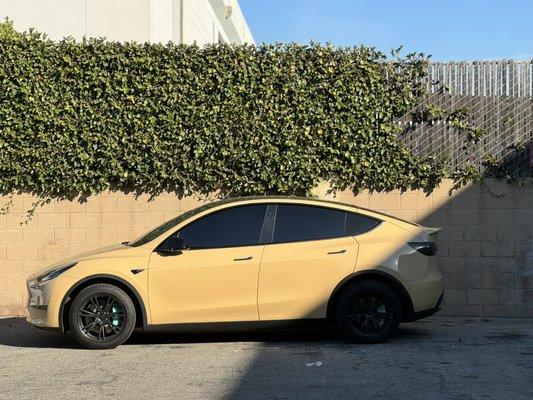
157,236,188,256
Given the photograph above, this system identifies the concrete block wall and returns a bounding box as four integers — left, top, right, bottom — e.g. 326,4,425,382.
0,178,532,317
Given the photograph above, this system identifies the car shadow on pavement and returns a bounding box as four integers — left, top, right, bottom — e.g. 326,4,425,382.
0,316,432,349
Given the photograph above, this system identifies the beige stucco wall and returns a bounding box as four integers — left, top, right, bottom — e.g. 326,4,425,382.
1,178,532,317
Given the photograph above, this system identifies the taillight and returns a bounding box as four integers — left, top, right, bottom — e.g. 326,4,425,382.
408,242,437,256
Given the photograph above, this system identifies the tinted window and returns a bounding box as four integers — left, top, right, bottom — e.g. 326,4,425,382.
345,212,380,235
273,205,346,243
176,205,267,249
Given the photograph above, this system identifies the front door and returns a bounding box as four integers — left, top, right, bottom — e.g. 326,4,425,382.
148,204,268,324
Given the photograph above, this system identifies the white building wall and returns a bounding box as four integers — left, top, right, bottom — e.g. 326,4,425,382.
0,0,253,44
186,0,229,46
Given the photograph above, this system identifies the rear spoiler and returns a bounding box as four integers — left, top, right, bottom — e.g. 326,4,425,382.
422,226,441,236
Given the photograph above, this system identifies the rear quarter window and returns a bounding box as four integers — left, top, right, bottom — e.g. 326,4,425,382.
345,213,381,236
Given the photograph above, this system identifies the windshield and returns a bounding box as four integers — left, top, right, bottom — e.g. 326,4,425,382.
128,202,221,247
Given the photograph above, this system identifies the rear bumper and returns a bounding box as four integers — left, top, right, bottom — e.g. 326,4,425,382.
408,292,443,322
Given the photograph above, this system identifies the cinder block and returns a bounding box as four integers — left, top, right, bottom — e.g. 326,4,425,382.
438,225,463,241
480,241,515,257
38,244,69,261
6,213,39,229
69,244,98,255
7,245,38,260
117,196,149,212
0,290,24,315
437,257,466,273
495,225,529,241
467,288,499,305
479,193,514,209
419,209,448,226
481,273,515,289
515,192,533,209
386,195,401,210
516,305,533,317
385,209,417,223
54,228,86,244
449,210,480,225
464,257,499,273
464,225,498,241
163,211,182,221
431,194,453,210
22,229,55,245
132,212,166,228
481,209,514,225
86,228,117,244
515,209,533,225
54,199,86,213
22,259,55,277
85,196,118,212
496,257,520,273
452,240,480,257
451,193,481,209
515,274,533,289
116,227,139,241
0,229,23,245
147,196,182,212
339,194,369,208
481,304,516,317
439,304,482,316
497,289,533,305
70,213,101,228
38,213,69,228
0,195,26,213
101,213,133,228
448,273,483,289
443,288,466,304
367,194,388,210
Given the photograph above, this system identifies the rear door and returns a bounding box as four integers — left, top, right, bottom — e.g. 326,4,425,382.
258,204,359,321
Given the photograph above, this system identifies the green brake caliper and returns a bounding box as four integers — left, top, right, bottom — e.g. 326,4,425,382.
111,306,121,327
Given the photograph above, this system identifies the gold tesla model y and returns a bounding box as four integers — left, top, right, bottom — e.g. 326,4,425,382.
26,197,443,349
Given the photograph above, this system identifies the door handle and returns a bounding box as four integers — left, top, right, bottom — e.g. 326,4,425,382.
327,249,346,255
234,256,253,261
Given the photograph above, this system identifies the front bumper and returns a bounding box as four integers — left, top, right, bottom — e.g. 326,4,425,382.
26,275,77,329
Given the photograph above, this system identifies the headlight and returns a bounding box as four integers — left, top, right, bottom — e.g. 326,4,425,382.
37,262,78,283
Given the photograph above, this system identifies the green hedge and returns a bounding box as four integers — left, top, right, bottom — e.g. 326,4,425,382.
0,22,446,200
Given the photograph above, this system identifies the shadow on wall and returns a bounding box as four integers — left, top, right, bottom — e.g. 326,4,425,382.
224,179,532,399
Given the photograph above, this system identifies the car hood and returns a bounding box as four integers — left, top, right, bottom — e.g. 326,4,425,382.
28,243,135,280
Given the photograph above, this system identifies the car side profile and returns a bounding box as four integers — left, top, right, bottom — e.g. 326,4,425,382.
26,196,443,349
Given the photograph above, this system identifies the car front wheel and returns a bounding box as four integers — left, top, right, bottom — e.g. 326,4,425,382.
336,280,401,343
69,283,136,349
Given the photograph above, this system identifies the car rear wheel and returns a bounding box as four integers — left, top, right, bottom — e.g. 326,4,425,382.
336,280,401,343
69,283,136,349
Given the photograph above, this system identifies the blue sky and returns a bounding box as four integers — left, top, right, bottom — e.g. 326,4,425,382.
239,0,533,61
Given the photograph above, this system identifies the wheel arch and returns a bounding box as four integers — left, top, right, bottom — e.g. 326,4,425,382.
59,274,148,333
326,270,415,323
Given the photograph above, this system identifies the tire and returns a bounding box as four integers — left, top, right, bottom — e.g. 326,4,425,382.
336,280,401,343
69,283,136,349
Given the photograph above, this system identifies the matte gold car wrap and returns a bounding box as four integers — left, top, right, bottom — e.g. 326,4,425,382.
26,197,443,336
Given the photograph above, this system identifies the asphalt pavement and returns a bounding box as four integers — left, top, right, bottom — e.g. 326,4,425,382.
0,316,532,400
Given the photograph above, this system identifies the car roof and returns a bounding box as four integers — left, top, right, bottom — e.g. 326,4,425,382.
192,195,419,226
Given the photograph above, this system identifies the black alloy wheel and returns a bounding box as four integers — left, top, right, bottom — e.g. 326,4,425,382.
336,280,401,343
69,283,136,349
